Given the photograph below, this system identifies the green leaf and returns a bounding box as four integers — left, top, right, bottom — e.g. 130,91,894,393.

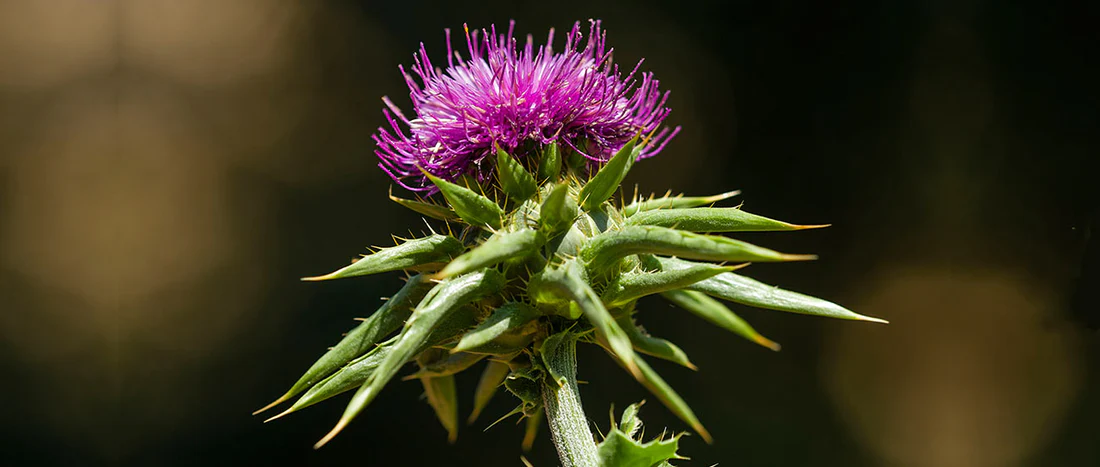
315,270,505,448
597,404,684,467
389,187,459,221
453,302,541,354
255,275,434,414
600,349,711,443
503,366,543,411
600,261,742,308
529,259,640,378
436,228,546,279
419,372,460,443
618,316,696,370
539,183,579,236
422,169,504,229
468,360,511,424
269,303,481,421
621,189,740,217
538,142,562,181
660,289,781,351
405,351,486,379
301,235,464,281
579,134,639,211
496,145,538,202
655,256,887,323
627,207,828,232
273,339,394,418
581,225,816,273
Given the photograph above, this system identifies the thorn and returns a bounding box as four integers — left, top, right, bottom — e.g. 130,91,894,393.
754,336,782,352
698,427,714,444
779,254,818,262
793,223,832,230
263,407,294,423
860,316,890,325
252,394,292,415
705,189,741,204
313,418,350,449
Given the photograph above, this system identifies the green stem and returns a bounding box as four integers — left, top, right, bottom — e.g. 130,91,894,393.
541,337,599,467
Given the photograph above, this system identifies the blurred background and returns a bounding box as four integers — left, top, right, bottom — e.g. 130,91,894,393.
1,0,1097,466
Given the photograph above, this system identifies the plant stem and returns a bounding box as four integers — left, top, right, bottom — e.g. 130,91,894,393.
541,336,599,467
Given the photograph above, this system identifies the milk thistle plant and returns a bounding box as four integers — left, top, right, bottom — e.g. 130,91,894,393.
256,20,885,466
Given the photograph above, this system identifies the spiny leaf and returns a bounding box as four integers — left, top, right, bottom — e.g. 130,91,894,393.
600,261,744,308
538,142,562,181
539,183,579,235
579,134,639,211
315,270,505,448
618,316,696,370
627,206,829,232
454,302,541,354
599,343,711,443
529,260,640,378
256,275,434,414
660,289,781,351
405,352,486,380
389,187,459,221
302,235,463,281
419,372,460,443
497,145,538,202
617,402,643,438
436,228,546,279
581,225,816,273
655,256,887,323
270,304,480,421
597,403,685,467
422,168,504,229
504,367,543,407
469,360,511,424
621,189,740,217
270,339,393,419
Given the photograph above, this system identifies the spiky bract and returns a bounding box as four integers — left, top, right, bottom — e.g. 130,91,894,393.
257,135,885,453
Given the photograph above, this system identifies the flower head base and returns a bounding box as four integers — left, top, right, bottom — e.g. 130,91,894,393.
375,20,680,191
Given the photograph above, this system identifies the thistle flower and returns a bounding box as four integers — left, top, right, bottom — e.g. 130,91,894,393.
375,20,679,191
258,20,885,467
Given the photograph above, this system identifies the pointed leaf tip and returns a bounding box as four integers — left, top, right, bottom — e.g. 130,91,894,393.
419,167,504,229
313,418,349,449
627,207,832,233
622,189,742,217
583,225,816,273
579,134,639,211
436,229,545,279
262,407,294,424
253,393,292,415
301,235,463,281
389,187,459,221
496,145,537,201
537,142,562,181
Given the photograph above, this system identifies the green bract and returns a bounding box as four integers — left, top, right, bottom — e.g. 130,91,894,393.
258,144,886,463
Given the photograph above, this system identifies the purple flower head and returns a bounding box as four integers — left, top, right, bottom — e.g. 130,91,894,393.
374,20,680,191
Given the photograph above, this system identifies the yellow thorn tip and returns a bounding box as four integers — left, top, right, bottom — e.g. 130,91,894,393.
755,336,782,352
314,418,350,449
252,394,292,416
263,407,294,423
